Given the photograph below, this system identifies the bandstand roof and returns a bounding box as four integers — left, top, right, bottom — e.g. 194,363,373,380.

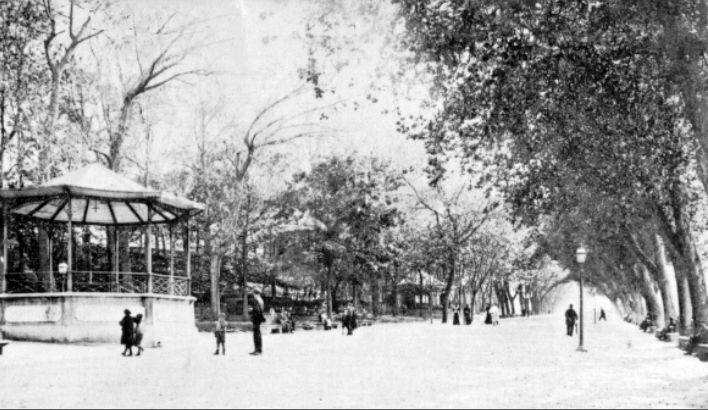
0,164,205,226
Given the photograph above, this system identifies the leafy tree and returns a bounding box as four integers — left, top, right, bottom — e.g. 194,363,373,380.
283,154,404,317
394,0,708,339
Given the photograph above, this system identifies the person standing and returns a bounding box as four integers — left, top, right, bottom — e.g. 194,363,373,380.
463,304,472,325
489,304,500,326
214,312,227,355
249,289,265,356
599,308,607,321
119,309,134,356
484,305,493,325
452,307,461,325
565,304,578,336
343,305,358,336
133,314,144,356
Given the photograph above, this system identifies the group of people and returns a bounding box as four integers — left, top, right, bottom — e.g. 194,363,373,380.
451,305,472,325
484,305,500,325
639,313,656,332
214,288,266,356
449,304,500,326
564,305,608,337
119,309,144,356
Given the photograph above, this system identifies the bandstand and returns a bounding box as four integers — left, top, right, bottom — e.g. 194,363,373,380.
0,164,204,345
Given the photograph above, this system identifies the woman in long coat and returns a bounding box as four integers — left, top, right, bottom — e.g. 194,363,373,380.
119,309,134,356
452,307,461,325
463,304,472,325
133,314,144,356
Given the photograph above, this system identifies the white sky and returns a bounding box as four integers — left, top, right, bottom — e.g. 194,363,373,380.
108,0,428,182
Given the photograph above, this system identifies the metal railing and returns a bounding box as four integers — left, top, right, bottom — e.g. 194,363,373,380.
3,271,191,297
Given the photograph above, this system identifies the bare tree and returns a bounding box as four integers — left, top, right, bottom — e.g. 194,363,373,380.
42,0,104,142
404,179,497,323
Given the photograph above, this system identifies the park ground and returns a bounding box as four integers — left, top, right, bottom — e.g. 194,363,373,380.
0,314,707,409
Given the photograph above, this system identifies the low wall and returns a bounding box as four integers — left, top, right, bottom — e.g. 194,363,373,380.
0,293,198,346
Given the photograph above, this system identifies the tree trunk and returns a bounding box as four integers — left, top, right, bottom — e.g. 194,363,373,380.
325,262,333,318
505,282,516,316
441,256,456,324
470,288,477,322
209,250,221,317
241,231,249,317
671,227,708,339
654,235,678,326
676,271,693,335
392,266,400,316
639,264,664,327
371,271,381,317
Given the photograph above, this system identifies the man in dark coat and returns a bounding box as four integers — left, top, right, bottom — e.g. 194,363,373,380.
248,289,265,355
119,309,134,356
343,305,358,336
565,304,578,336
463,304,472,325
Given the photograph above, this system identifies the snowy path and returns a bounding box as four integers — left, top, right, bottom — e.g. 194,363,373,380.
0,315,706,408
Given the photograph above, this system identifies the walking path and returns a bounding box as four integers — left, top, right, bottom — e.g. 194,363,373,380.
0,315,706,408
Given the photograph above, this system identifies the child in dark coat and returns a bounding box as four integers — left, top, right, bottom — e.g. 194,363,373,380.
214,313,227,355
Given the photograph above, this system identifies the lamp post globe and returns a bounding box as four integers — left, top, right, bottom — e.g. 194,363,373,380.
576,246,587,264
576,245,588,352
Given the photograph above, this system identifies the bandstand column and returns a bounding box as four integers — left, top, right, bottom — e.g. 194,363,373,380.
185,220,191,293
1,201,7,294
113,227,119,291
169,224,175,295
146,209,153,294
66,197,73,292
49,232,55,291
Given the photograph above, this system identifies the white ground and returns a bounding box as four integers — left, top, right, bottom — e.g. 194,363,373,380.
1,314,707,409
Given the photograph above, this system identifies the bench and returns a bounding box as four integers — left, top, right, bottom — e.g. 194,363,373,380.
0,341,9,355
694,344,708,361
655,330,678,343
679,336,690,350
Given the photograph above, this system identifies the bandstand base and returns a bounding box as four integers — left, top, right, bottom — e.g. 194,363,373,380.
0,293,198,346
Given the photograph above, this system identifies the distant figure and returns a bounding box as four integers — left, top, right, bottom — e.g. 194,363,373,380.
248,289,265,355
119,309,134,356
323,314,333,330
657,318,678,342
343,305,358,336
599,308,607,321
452,307,461,325
214,312,227,355
463,304,472,325
278,309,294,333
684,324,708,355
565,304,578,336
489,305,500,326
133,313,144,356
639,314,654,332
484,305,493,325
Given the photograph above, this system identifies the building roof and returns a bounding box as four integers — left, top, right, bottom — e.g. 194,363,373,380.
0,164,205,225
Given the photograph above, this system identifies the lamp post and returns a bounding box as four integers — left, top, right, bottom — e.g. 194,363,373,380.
576,245,588,352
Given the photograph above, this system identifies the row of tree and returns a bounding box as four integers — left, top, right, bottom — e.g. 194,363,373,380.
394,0,708,339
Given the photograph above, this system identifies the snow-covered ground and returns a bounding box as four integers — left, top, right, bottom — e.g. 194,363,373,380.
0,315,706,409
